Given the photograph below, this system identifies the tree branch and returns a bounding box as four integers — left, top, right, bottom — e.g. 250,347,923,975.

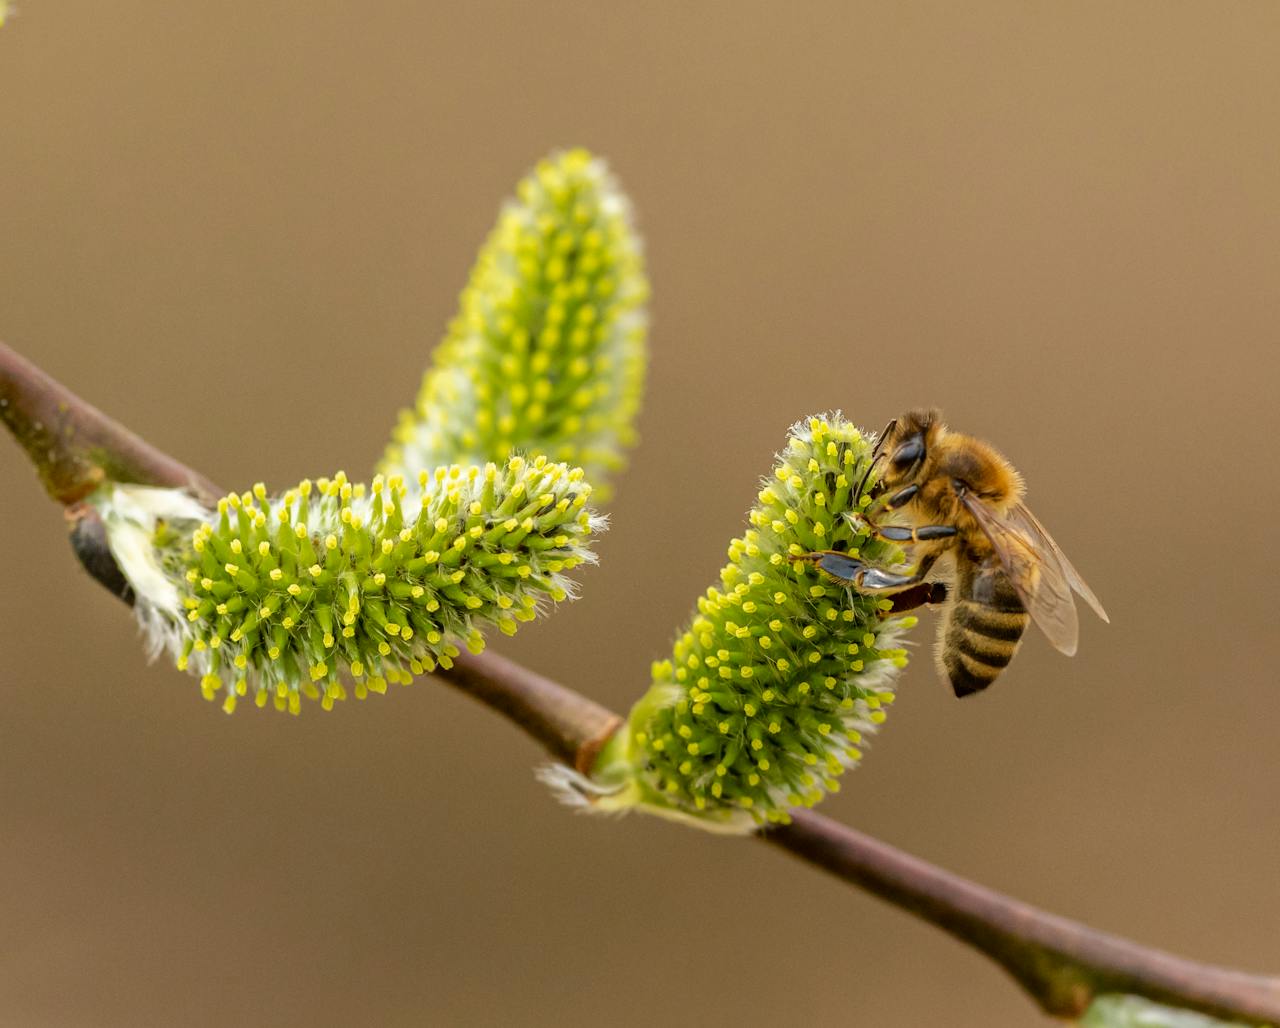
0,341,220,506
4,339,1277,1025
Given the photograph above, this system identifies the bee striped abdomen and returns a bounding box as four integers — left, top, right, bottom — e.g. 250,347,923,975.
939,557,1029,698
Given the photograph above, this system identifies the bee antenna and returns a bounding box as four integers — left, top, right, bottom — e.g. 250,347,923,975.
854,450,886,503
871,419,897,462
850,418,898,507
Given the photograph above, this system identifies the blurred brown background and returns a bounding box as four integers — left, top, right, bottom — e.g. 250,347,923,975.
2,4,1278,1026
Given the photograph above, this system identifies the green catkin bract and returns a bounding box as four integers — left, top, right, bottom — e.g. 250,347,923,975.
380,148,648,501
562,415,916,832
102,458,599,715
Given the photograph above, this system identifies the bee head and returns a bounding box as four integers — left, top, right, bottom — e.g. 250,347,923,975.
874,408,942,488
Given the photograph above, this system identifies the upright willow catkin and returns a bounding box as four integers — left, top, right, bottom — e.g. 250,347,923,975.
382,148,648,501
544,415,916,831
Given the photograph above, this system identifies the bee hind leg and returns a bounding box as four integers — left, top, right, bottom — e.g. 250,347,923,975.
857,565,949,615
884,580,948,614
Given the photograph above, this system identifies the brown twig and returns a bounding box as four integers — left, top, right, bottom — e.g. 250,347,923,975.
3,338,1277,1025
767,811,1280,1022
433,648,621,774
0,341,220,506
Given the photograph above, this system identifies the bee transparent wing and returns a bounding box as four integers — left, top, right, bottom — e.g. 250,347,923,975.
1003,502,1109,624
959,495,1080,656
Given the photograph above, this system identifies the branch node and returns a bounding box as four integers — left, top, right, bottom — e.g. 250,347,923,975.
574,715,622,776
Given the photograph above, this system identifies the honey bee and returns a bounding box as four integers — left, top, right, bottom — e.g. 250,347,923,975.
792,410,1107,696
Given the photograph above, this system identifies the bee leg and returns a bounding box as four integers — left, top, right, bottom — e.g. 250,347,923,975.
857,482,918,517
856,565,932,591
862,556,947,615
788,550,918,589
789,551,947,615
857,515,958,546
881,484,919,510
883,580,949,614
789,551,942,592
852,483,911,524
787,550,869,585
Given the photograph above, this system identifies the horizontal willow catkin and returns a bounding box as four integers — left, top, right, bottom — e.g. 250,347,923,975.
94,458,601,714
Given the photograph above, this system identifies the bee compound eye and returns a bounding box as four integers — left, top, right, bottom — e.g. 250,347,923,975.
892,436,924,471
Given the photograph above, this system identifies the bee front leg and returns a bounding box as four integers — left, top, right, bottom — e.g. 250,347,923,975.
853,486,959,545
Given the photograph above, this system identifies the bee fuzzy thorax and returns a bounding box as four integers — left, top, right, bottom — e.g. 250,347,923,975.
935,438,1023,505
